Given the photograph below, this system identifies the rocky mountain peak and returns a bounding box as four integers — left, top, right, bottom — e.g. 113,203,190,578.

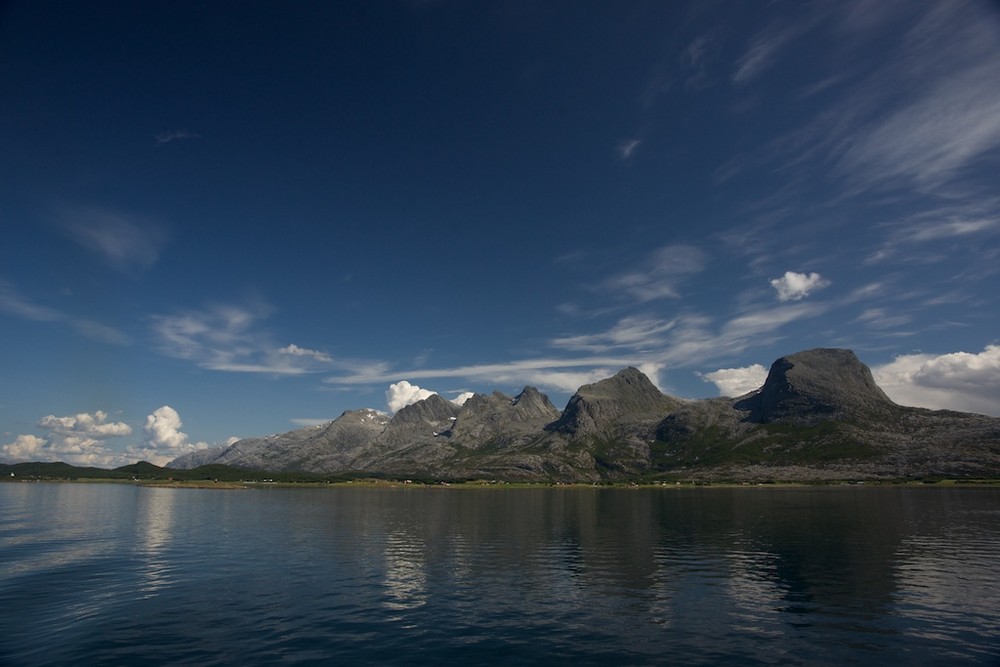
331,408,390,427
387,394,461,426
735,348,895,424
163,348,1000,482
511,386,560,419
445,387,560,445
547,367,680,435
459,391,509,415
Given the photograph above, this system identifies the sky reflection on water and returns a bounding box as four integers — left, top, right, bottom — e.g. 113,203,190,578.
1,484,998,665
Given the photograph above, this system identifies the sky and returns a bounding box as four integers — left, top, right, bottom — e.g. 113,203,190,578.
2,0,999,467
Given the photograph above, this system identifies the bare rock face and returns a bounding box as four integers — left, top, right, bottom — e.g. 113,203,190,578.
378,394,462,446
203,408,389,473
166,349,1000,483
166,445,227,470
547,367,681,436
540,367,683,477
447,387,560,445
735,349,896,424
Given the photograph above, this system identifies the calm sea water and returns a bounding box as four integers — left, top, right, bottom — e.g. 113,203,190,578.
1,483,998,665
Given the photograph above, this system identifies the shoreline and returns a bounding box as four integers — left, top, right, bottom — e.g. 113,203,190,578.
3,477,998,490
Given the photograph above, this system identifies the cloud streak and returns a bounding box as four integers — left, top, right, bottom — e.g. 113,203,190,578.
0,280,130,345
155,129,200,144
325,299,831,396
617,138,642,160
762,1,1000,197
55,206,168,273
733,20,804,84
602,244,706,303
151,302,334,375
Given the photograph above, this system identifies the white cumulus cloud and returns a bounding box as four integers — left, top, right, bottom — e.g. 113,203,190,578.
37,410,133,438
769,271,830,301
1,434,49,461
872,345,1000,416
145,406,189,449
135,405,210,466
2,410,134,467
386,381,437,413
451,392,475,406
700,364,769,397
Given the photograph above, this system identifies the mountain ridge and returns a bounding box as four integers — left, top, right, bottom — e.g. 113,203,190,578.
162,348,1000,482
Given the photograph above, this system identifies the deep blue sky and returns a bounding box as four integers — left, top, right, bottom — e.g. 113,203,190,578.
2,1,999,466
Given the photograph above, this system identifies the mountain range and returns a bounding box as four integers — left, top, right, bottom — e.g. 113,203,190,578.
167,348,1000,482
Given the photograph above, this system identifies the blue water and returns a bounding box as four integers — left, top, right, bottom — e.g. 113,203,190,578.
1,483,998,665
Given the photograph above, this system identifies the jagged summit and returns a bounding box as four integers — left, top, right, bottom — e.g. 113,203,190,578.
510,386,560,419
337,407,388,421
446,386,560,444
165,348,1000,482
548,367,681,435
376,394,462,448
735,348,895,424
388,394,461,425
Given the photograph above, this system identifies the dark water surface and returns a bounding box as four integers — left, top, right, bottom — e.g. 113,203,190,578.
1,483,997,665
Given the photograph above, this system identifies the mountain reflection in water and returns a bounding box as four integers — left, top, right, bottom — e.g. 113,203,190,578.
1,484,997,665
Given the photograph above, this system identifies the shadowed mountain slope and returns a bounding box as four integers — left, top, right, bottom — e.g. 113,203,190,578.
734,349,895,424
166,349,1000,482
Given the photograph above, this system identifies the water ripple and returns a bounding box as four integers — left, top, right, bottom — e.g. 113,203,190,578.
2,485,998,665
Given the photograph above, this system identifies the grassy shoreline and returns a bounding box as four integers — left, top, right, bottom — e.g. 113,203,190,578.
3,476,998,490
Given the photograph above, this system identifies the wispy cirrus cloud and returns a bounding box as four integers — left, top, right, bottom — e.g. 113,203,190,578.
324,297,831,397
617,138,642,160
0,280,130,345
836,62,1000,191
868,204,1000,265
155,129,200,145
732,7,830,87
762,1,1000,197
732,21,799,84
0,280,61,322
55,205,168,273
278,343,333,363
853,308,912,332
681,32,719,90
326,356,631,394
150,302,334,375
551,316,679,353
602,244,706,303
